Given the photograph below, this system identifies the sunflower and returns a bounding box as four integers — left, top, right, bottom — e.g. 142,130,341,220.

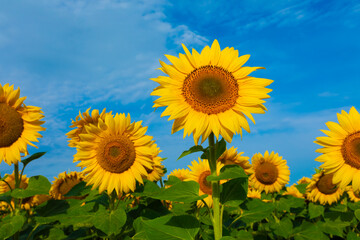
50,171,85,200
217,146,253,175
151,40,272,144
144,143,165,182
315,107,360,192
249,151,290,194
168,168,191,181
66,108,111,147
74,113,155,195
0,172,49,211
0,83,45,165
297,177,311,185
188,158,224,207
306,171,344,205
283,185,304,198
346,186,360,202
247,187,261,199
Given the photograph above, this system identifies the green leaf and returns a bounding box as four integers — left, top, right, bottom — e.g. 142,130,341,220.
207,165,247,181
348,201,360,211
220,177,247,207
270,217,293,238
308,202,324,219
47,228,67,240
276,196,305,213
35,199,70,217
21,152,46,166
93,207,127,236
133,215,200,240
239,199,275,224
329,203,347,212
233,230,253,240
318,220,349,237
220,237,236,240
165,176,182,186
215,138,226,160
0,191,12,204
64,181,91,197
0,215,26,239
178,145,204,160
292,221,328,240
354,209,360,221
295,183,308,194
0,174,8,181
11,175,51,198
135,180,206,203
347,231,360,240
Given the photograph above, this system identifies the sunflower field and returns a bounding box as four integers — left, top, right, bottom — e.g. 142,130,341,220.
1,40,360,240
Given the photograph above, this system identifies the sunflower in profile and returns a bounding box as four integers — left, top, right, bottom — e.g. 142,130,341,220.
306,171,344,205
188,158,224,207
144,144,165,182
151,40,272,144
0,83,45,165
168,168,190,181
249,151,290,194
217,146,253,175
66,108,111,147
74,113,154,195
283,185,304,198
50,171,85,200
315,107,360,192
297,177,311,185
346,186,360,202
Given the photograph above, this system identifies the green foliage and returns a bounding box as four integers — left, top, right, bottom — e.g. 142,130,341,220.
178,145,205,160
21,152,46,167
11,175,51,198
0,215,25,239
133,214,200,240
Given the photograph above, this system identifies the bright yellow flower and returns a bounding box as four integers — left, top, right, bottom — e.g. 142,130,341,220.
151,40,272,144
188,158,224,207
297,177,311,185
66,108,111,147
168,168,191,181
346,185,360,202
249,151,290,194
315,107,360,192
217,146,253,175
283,185,304,198
0,83,45,165
144,143,165,182
50,171,85,200
247,187,261,199
74,113,155,195
306,172,344,205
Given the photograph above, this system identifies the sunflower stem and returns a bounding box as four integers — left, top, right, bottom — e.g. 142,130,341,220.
208,132,222,240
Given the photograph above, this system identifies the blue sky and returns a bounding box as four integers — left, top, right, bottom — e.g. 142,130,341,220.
0,0,359,185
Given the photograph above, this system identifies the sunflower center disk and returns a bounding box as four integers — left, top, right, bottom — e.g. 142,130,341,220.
255,162,278,185
199,170,212,195
342,132,360,169
97,136,136,173
0,103,24,147
316,174,338,195
182,65,239,114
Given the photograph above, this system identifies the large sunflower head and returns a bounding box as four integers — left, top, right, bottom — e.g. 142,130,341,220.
306,171,344,205
0,83,45,165
188,158,224,207
346,185,360,202
315,107,360,192
168,168,191,181
217,146,253,175
144,143,165,182
74,113,155,195
249,151,290,194
66,108,111,147
151,40,272,144
50,171,85,200
283,185,304,199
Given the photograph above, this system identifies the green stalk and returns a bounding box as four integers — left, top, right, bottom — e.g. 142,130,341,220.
13,163,20,240
208,133,222,240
